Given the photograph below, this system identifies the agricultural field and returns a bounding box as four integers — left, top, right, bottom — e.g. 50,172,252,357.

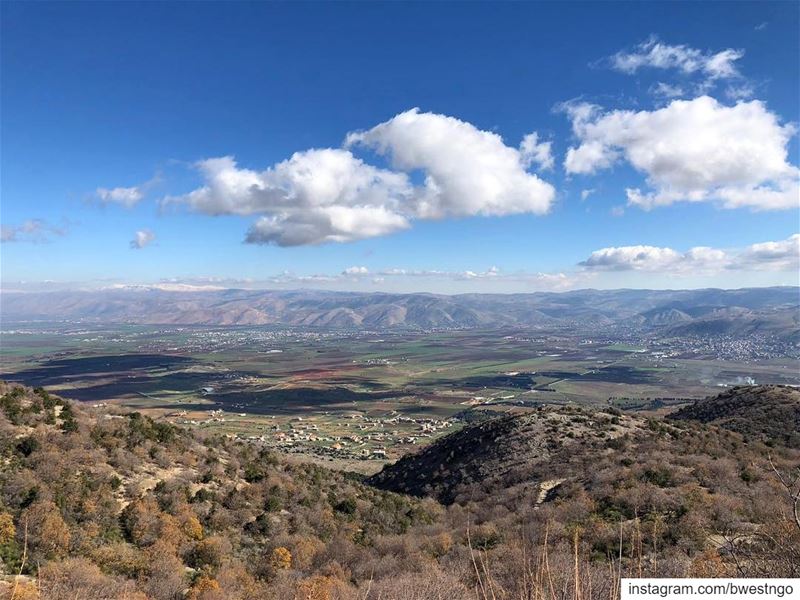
1,322,797,472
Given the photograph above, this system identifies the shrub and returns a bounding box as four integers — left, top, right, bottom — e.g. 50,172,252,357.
16,436,39,457
269,546,292,571
334,497,357,515
641,467,675,488
0,512,16,545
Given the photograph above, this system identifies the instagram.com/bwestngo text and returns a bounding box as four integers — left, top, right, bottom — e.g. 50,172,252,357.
621,578,799,600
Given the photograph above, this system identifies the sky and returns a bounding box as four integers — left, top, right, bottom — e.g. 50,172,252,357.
1,1,799,294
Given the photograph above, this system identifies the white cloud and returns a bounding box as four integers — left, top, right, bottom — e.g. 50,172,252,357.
579,244,730,272
343,266,369,276
171,151,413,246
610,37,744,80
166,110,555,246
459,265,501,279
130,229,156,249
607,37,754,100
519,132,554,170
346,108,555,219
579,234,799,273
95,174,160,208
580,188,595,201
580,245,686,271
565,139,618,175
734,234,799,271
1,219,68,243
564,96,799,211
97,185,144,207
245,204,410,246
171,152,412,217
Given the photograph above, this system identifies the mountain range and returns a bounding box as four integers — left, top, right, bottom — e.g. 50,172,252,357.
1,286,798,338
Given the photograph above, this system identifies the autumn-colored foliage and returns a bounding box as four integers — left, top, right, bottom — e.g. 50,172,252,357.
0,382,798,600
269,546,292,571
0,513,15,546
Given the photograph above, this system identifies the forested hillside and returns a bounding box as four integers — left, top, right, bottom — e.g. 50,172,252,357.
669,385,800,448
0,383,798,599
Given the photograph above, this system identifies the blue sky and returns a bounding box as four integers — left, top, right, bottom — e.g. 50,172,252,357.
1,1,798,293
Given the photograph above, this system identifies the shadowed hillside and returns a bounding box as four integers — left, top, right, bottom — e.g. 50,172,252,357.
368,407,643,504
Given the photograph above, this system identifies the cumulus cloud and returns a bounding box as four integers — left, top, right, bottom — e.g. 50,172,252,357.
564,96,799,211
346,109,554,219
166,110,555,246
343,266,369,276
130,229,156,249
580,189,595,201
581,245,691,271
610,36,744,80
168,152,413,246
175,152,412,217
245,204,410,246
734,234,799,271
1,219,68,243
579,234,799,273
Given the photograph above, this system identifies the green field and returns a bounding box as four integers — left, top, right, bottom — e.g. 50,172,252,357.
2,322,797,472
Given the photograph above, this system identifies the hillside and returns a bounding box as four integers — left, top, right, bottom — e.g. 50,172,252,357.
1,287,798,338
1,384,799,599
0,383,437,599
368,400,800,506
669,385,800,448
368,407,642,504
367,402,800,576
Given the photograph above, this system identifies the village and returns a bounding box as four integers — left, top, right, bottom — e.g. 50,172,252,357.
173,408,458,463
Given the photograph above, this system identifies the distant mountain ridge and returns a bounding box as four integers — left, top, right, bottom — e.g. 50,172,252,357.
1,287,798,337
